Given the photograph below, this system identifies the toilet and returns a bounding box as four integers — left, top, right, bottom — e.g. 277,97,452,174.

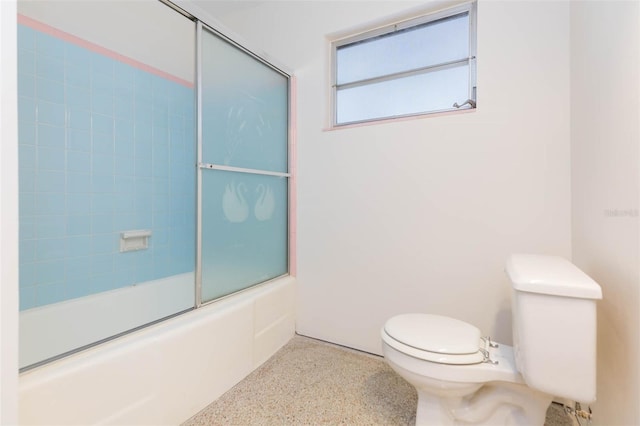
381,254,602,425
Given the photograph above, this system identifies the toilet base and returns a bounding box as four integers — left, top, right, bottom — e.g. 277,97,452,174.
413,383,552,426
383,343,553,425
415,391,462,425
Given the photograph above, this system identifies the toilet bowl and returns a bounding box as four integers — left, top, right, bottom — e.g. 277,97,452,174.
381,254,602,426
381,314,551,425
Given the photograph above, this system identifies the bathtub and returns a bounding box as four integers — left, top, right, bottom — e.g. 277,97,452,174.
18,275,296,425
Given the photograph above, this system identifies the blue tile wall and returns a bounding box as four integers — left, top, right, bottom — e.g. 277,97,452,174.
18,24,196,311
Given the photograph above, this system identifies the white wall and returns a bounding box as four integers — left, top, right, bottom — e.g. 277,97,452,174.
0,0,19,423
207,0,572,355
570,1,640,424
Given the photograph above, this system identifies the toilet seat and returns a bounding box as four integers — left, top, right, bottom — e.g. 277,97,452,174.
382,314,486,365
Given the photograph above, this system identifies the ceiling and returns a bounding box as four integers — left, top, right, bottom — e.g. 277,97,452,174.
189,0,265,18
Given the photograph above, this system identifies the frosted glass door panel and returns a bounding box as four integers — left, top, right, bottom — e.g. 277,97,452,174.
201,170,288,302
201,29,288,173
17,1,196,369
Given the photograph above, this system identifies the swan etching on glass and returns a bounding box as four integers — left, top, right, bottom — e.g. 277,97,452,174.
224,92,273,165
254,184,275,221
222,181,249,223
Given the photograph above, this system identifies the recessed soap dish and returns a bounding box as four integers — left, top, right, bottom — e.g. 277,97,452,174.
120,229,152,252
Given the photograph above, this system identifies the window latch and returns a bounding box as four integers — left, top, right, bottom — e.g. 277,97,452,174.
453,99,476,109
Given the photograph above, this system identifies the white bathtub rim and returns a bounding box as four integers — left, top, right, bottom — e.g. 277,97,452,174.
19,272,196,369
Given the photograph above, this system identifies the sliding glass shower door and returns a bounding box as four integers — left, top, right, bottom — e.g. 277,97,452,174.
16,0,196,369
198,26,289,303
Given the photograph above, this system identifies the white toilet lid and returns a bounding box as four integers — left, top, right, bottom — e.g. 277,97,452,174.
383,314,485,365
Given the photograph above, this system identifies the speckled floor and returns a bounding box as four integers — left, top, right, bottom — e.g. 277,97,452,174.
182,335,576,426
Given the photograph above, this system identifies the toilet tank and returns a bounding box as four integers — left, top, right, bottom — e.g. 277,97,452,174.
506,254,602,403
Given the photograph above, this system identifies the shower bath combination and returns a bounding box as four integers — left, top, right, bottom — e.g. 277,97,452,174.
17,0,291,372
16,1,296,424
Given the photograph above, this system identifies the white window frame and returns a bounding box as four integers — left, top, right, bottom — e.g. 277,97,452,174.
331,2,477,127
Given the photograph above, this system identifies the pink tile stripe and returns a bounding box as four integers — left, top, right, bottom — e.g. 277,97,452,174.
289,76,298,277
17,14,193,89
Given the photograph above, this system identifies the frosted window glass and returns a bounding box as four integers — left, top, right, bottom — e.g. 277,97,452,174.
336,64,469,124
336,13,469,85
201,170,288,302
201,30,288,173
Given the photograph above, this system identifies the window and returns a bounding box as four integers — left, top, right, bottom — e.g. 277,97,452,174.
332,2,477,126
